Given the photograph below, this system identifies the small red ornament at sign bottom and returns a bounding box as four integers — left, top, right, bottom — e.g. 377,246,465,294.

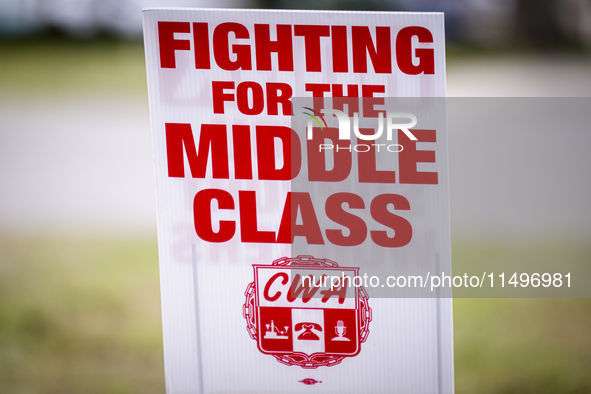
299,378,322,385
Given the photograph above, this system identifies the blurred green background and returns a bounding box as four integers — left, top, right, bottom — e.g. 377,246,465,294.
1,232,590,393
1,1,591,393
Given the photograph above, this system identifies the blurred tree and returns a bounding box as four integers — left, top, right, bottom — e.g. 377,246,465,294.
514,0,569,49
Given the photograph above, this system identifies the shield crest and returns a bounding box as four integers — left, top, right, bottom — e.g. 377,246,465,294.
243,256,372,369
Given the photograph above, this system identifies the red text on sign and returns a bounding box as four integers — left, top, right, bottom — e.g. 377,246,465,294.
157,22,435,75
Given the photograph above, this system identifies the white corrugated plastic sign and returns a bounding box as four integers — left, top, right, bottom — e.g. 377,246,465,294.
143,8,453,394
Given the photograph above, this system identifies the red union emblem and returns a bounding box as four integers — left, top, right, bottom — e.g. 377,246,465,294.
243,256,372,369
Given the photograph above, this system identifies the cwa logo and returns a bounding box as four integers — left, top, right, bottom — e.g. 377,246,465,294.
303,107,418,153
243,256,372,368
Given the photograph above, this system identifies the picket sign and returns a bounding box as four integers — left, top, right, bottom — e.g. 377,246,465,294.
143,8,453,394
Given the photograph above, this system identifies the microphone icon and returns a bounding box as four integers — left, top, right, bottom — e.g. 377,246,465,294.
332,320,350,341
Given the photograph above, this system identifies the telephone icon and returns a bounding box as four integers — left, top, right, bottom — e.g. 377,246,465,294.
295,322,322,341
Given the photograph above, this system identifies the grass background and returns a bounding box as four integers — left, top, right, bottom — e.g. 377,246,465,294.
0,37,147,93
1,37,590,393
0,236,164,394
1,235,590,393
